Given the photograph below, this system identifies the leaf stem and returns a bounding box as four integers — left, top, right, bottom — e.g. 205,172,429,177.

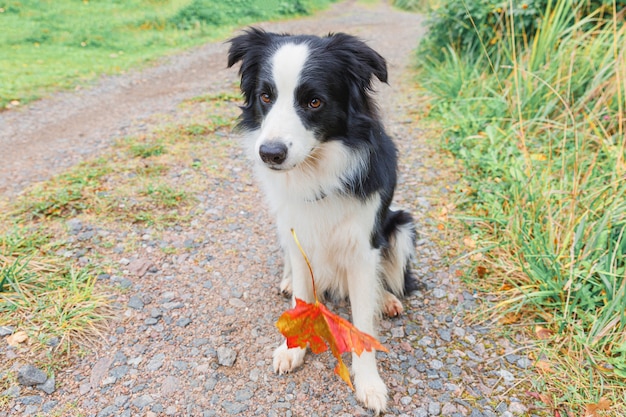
290,229,318,303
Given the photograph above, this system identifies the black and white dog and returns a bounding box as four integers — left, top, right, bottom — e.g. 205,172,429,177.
228,28,417,413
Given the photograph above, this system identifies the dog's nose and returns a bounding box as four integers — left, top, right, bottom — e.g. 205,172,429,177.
259,142,288,165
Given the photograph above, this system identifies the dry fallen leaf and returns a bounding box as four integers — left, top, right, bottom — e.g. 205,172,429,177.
584,397,611,417
535,325,554,340
535,360,553,373
6,330,28,347
276,230,388,389
499,312,521,325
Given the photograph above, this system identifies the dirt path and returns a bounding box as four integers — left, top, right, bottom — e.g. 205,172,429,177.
2,2,535,417
0,1,420,197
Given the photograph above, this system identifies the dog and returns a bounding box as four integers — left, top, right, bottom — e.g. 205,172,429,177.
227,28,418,413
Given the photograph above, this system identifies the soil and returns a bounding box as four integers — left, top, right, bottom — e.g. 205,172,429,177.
1,1,536,416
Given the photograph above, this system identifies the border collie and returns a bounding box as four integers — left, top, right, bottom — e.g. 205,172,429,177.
227,28,417,413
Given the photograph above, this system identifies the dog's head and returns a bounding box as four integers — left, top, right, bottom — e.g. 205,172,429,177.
227,28,387,171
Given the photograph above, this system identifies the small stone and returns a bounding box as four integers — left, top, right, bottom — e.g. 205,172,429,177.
441,403,458,415
430,359,444,370
147,353,166,371
217,347,237,367
433,288,446,299
235,388,254,402
97,405,118,417
79,382,92,395
222,401,248,415
132,394,154,409
36,375,56,394
42,400,58,413
2,386,20,397
414,407,428,417
400,396,412,405
161,376,180,397
497,369,515,383
437,328,452,342
508,402,528,415
114,395,129,407
516,357,532,369
229,298,246,308
19,395,43,405
128,296,144,310
0,325,15,336
150,308,163,318
428,401,441,416
176,317,192,327
17,365,48,386
391,327,404,338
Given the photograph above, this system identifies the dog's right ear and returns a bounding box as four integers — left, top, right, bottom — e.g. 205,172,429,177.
227,27,270,68
227,27,272,106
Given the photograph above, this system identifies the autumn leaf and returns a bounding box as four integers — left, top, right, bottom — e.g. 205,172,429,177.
584,398,611,417
276,230,388,389
535,325,554,340
6,330,28,347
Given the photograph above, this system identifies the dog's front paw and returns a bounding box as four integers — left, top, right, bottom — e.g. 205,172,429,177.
382,290,403,317
273,342,306,374
354,373,388,415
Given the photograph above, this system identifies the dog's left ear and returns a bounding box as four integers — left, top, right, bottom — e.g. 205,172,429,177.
325,33,388,86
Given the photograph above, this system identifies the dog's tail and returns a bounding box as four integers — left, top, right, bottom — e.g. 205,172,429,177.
380,209,420,296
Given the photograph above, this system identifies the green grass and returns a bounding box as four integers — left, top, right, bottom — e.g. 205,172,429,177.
417,0,625,414
0,0,335,109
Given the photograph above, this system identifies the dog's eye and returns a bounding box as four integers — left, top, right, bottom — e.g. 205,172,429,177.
308,98,322,109
260,93,272,104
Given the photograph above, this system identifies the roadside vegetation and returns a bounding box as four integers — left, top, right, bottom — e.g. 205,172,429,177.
413,0,625,414
0,0,334,109
0,91,241,383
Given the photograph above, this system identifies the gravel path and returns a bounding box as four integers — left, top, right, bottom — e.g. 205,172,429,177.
1,1,536,416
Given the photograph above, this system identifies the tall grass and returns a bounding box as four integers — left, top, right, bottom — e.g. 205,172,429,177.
418,0,625,412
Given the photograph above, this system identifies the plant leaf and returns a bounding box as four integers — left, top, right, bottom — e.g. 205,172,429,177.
277,298,387,389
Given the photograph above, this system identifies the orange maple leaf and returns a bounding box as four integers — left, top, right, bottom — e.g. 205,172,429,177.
275,230,388,389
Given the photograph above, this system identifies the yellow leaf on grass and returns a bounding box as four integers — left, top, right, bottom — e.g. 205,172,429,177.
7,330,28,346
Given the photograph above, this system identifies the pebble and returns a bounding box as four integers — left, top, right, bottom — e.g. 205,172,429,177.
222,401,248,414
128,296,144,310
36,374,56,394
132,394,154,408
17,365,48,386
428,401,441,416
508,402,528,415
176,317,192,327
147,354,166,371
0,325,15,336
217,347,237,367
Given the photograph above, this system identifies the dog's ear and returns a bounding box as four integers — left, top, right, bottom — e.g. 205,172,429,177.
227,27,272,105
325,33,388,86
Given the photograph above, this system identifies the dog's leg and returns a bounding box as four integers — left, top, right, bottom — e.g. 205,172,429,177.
273,246,313,374
279,248,293,297
348,249,388,414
